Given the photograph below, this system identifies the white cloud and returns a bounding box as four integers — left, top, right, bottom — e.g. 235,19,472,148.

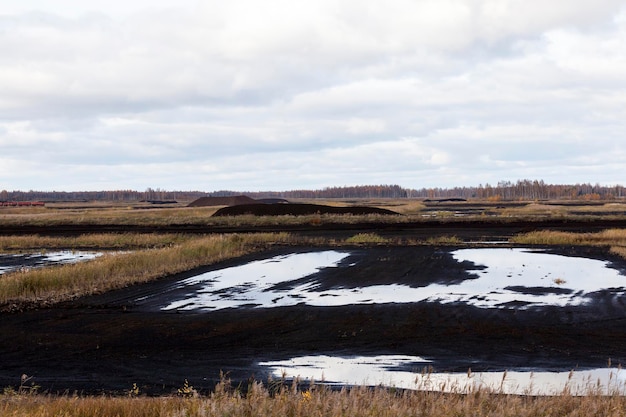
1,1,625,191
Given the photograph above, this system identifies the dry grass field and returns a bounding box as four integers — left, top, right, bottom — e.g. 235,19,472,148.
1,199,625,228
3,379,626,417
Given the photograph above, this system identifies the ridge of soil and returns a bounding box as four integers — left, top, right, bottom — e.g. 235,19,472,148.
2,218,626,238
212,203,398,216
187,195,257,207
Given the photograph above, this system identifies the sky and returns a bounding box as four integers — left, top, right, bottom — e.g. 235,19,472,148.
1,0,625,192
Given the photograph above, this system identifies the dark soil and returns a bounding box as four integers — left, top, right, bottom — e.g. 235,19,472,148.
187,195,258,207
212,203,398,216
1,220,626,395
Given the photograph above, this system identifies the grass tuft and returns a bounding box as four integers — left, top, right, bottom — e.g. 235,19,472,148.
424,235,462,245
345,233,390,244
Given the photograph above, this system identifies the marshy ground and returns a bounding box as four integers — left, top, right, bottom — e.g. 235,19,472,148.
2,202,626,395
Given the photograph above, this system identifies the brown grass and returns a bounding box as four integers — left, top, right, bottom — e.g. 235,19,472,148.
0,206,220,226
512,229,626,260
2,381,626,417
0,234,191,251
345,233,390,244
511,229,626,246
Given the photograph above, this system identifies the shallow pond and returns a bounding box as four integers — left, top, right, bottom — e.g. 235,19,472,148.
0,251,101,275
435,248,626,308
260,355,626,395
159,248,626,311
162,251,350,311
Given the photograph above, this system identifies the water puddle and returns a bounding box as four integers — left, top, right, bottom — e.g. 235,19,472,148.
0,251,102,275
158,248,625,311
260,355,626,395
161,251,350,311
431,248,626,308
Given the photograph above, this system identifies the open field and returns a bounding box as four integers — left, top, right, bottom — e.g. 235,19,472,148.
2,199,626,415
1,199,626,229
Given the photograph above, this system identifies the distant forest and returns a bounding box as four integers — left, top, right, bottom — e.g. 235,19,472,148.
2,180,625,202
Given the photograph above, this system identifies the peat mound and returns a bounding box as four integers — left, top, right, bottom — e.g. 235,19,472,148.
187,195,257,207
212,203,398,216
255,198,289,204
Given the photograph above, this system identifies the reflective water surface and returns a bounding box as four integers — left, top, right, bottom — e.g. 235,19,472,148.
162,251,350,311
0,251,101,275
260,355,626,395
160,248,625,311
436,248,626,308
161,247,626,394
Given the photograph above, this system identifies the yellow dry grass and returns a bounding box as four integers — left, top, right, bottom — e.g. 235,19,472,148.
0,233,190,251
512,229,626,246
2,381,626,417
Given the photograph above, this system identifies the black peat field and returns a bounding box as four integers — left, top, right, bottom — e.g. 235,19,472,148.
3,198,626,416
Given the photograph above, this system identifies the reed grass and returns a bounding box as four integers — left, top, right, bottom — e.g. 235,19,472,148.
0,206,220,227
512,229,626,246
610,246,626,259
345,233,390,244
2,381,626,417
424,235,462,245
0,234,191,251
512,229,626,261
0,233,293,308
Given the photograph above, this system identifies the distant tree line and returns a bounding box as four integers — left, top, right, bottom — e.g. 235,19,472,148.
0,188,206,202
1,180,624,202
410,180,625,201
242,184,409,199
222,181,625,201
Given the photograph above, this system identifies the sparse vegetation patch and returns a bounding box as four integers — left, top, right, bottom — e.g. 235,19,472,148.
345,233,390,244
512,229,626,259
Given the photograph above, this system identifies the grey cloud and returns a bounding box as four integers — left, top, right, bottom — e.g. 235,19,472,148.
1,1,625,191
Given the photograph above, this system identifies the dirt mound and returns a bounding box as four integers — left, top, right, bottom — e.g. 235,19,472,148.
255,198,289,204
212,203,398,216
187,195,257,207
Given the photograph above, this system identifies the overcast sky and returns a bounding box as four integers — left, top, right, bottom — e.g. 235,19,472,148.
1,1,625,192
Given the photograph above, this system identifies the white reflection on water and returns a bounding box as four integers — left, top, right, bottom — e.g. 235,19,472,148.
161,248,625,311
433,248,626,308
0,251,101,275
260,355,626,395
162,251,350,311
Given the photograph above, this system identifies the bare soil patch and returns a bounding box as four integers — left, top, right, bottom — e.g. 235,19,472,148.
187,195,257,207
213,203,398,216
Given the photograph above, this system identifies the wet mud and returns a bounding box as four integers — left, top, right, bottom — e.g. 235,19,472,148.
1,222,626,395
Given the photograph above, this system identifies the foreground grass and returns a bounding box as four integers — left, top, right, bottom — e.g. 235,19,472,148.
0,233,296,309
3,381,626,417
512,228,626,259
